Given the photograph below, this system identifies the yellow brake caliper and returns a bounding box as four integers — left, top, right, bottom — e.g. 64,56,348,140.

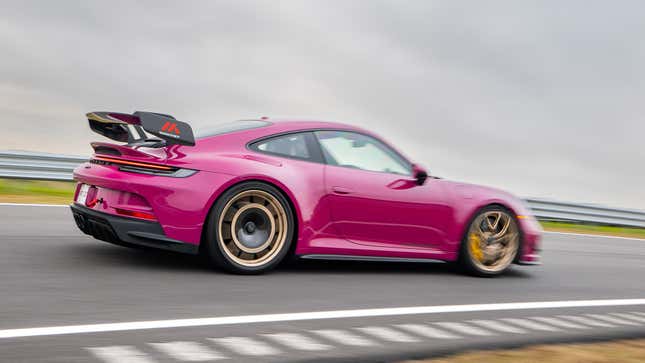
469,233,484,262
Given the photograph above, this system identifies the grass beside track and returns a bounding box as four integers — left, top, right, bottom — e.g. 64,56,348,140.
402,338,645,363
0,178,643,240
541,221,645,240
0,178,75,204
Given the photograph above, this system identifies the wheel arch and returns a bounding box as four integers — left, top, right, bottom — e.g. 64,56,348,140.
199,176,301,255
457,202,524,263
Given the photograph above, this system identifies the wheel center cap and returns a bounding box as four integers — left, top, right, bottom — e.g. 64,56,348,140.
244,221,256,234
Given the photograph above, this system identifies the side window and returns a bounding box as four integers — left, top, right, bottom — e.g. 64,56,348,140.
251,132,312,160
315,131,411,175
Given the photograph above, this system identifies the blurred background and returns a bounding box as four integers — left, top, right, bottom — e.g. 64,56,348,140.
2,0,643,208
3,3,645,363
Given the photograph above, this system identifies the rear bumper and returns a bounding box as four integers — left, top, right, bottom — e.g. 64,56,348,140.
73,161,234,244
70,203,199,254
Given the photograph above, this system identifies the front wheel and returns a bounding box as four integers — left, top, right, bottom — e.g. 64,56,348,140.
459,206,520,277
204,182,294,274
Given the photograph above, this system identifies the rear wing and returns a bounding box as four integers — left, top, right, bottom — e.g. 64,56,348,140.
86,111,196,146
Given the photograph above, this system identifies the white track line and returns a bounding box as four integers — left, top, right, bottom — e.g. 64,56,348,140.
3,299,645,339
87,346,156,363
263,333,331,351
149,341,226,361
557,315,615,328
356,326,419,343
586,314,640,326
469,320,527,334
611,312,645,323
396,324,460,339
209,337,280,356
311,329,375,347
0,203,68,207
500,318,561,332
435,322,492,336
531,317,589,329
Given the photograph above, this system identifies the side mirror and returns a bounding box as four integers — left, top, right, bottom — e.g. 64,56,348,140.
412,164,428,185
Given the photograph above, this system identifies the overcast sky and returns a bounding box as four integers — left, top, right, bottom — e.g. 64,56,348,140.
1,1,644,208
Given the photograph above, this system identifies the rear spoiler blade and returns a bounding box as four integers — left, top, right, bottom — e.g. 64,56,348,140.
86,111,196,146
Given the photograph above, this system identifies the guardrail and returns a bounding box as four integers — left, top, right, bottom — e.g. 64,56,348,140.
1,150,644,228
525,198,645,228
0,151,88,181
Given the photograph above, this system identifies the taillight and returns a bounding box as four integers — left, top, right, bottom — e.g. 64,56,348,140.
90,156,197,177
93,155,174,170
115,208,157,221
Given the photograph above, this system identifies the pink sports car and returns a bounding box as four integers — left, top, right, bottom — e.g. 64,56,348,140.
71,111,541,276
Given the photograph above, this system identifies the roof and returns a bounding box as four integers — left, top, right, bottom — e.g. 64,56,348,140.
251,118,370,134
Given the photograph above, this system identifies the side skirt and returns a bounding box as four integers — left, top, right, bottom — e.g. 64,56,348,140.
298,254,446,264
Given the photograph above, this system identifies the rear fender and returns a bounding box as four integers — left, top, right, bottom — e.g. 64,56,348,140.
201,175,304,248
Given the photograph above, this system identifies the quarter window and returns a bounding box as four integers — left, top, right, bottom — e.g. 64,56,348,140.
315,131,411,175
252,133,312,160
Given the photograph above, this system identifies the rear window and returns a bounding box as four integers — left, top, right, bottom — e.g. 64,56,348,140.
195,120,271,138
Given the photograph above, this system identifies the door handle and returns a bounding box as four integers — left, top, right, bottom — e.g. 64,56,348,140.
332,186,353,195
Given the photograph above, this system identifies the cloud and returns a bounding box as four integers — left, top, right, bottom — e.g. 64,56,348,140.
1,0,643,208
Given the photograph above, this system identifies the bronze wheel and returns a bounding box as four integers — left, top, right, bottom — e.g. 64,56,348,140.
218,190,288,267
461,207,520,276
205,182,294,274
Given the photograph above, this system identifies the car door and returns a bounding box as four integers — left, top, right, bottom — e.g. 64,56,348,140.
315,130,451,249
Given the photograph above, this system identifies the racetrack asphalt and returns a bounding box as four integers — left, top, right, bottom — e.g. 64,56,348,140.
1,205,644,362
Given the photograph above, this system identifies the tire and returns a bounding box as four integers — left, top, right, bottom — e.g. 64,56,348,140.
458,205,520,277
203,181,295,274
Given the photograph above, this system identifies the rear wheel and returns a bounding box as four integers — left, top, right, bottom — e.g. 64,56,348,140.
204,182,294,274
459,206,520,277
